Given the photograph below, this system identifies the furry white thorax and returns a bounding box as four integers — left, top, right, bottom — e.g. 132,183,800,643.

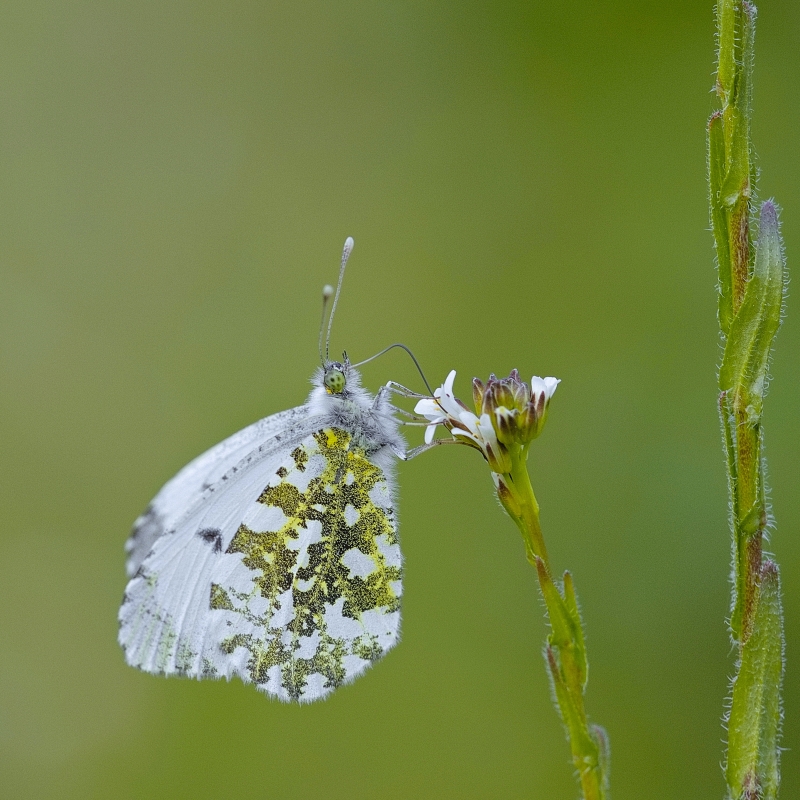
306,360,406,474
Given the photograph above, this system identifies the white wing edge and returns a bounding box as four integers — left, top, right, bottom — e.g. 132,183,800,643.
125,405,308,577
118,421,324,688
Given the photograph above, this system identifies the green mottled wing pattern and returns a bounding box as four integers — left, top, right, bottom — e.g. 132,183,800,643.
119,426,402,703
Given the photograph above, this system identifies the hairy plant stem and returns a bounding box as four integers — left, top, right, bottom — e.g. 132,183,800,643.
499,447,607,800
709,2,786,796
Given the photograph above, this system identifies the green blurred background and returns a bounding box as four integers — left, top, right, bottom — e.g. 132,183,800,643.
1,1,799,797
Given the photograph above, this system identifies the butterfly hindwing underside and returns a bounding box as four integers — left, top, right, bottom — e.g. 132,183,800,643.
119,426,402,702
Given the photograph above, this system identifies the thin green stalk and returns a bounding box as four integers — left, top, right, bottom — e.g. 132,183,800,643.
708,2,786,797
502,450,606,800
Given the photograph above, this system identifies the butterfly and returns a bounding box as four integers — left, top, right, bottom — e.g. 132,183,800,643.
118,238,423,703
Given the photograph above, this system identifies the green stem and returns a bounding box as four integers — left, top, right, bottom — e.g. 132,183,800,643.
710,3,786,796
507,452,548,567
501,452,607,800
732,406,763,643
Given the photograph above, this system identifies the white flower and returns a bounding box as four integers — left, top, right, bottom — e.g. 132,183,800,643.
415,369,455,443
415,370,504,463
530,376,560,409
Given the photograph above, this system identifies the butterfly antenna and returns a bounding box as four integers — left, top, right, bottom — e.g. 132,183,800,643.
325,236,354,362
318,284,334,363
352,343,435,396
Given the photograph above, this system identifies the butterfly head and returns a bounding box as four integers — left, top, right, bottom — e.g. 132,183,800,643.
310,355,371,414
323,361,347,395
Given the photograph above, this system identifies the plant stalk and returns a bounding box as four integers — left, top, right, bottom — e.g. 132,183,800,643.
709,2,786,796
500,448,608,800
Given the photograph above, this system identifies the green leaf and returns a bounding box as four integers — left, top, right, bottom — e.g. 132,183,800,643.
709,112,733,333
725,561,784,800
716,0,736,102
719,4,755,210
534,557,575,649
562,571,588,690
544,647,598,765
719,110,750,210
718,200,784,415
714,2,756,323
590,725,611,800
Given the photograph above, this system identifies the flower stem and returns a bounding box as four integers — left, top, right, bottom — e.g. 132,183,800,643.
502,450,608,800
506,452,548,566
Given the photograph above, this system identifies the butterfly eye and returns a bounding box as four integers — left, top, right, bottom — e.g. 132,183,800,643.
324,369,346,394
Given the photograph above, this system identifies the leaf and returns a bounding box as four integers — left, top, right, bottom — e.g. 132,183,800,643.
719,200,784,417
535,557,575,649
719,2,755,209
715,0,736,102
725,561,784,800
708,112,733,334
563,571,588,690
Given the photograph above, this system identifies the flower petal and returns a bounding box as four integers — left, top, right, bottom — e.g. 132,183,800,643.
476,413,500,450
542,376,560,399
442,369,457,397
457,410,481,437
424,422,438,444
436,371,464,417
530,375,547,399
414,397,443,418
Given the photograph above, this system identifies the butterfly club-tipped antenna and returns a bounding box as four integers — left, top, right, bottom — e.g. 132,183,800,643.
317,283,335,363
316,238,434,400
318,236,354,364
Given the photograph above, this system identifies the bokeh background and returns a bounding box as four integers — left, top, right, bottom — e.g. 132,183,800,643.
2,1,799,798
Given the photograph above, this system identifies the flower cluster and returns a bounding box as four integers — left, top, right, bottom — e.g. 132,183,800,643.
415,369,559,474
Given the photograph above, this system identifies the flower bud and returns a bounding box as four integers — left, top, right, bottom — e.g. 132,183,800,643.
492,472,521,516
485,439,513,474
493,406,519,446
479,369,557,445
472,378,485,415
483,380,514,415
526,376,560,440
506,369,529,404
517,401,540,444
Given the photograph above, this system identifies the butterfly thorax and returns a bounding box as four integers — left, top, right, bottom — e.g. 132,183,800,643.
307,361,405,469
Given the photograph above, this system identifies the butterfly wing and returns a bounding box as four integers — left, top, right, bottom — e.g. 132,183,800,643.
126,406,308,577
119,425,402,702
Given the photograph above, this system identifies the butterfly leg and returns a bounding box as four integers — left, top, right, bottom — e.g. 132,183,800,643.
379,381,439,420
372,383,426,415
372,384,432,427
399,438,461,461
383,380,431,400
372,382,456,460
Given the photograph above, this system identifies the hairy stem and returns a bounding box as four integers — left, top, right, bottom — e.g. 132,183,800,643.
709,2,786,796
499,452,608,800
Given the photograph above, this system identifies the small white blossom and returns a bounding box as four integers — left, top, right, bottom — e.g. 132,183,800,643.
415,370,498,447
530,376,560,408
414,370,455,443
